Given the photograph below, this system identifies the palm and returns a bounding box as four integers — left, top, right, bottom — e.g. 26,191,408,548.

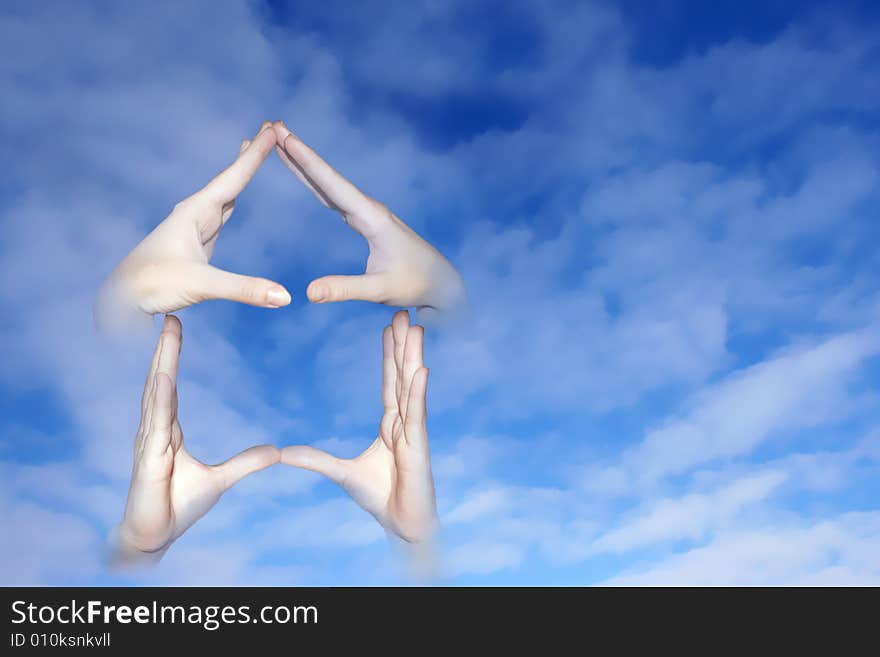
339,438,396,523
114,316,279,563
361,213,464,312
126,441,226,554
95,124,291,333
282,310,437,544
117,197,239,314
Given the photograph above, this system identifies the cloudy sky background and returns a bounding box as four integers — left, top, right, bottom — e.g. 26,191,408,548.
1,0,879,585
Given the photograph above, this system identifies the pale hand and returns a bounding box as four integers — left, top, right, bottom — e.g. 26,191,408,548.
96,124,291,334
281,310,438,546
112,315,280,566
273,121,466,319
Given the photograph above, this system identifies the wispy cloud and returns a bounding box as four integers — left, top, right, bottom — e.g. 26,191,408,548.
1,0,879,585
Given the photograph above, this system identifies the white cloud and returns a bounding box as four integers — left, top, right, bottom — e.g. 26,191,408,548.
445,541,525,577
604,512,880,586
0,495,102,586
624,330,880,484
446,487,514,525
0,0,879,586
591,471,787,553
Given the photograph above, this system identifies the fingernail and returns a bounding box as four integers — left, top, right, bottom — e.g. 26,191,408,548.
266,287,291,308
279,123,299,145
309,285,326,303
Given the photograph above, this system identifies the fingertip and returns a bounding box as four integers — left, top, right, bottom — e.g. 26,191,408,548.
406,325,425,362
280,445,309,467
307,281,327,303
250,126,277,155
159,318,182,353
272,121,296,150
273,120,296,140
266,285,292,308
255,122,273,139
392,310,410,343
279,445,296,466
254,443,282,465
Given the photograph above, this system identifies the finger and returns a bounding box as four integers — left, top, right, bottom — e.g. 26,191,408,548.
401,324,424,420
140,315,181,432
222,139,250,215
155,315,182,383
403,367,429,445
199,125,275,204
274,143,335,209
381,325,397,412
199,265,291,308
212,445,280,491
140,318,168,417
142,372,174,458
391,310,409,402
273,121,377,224
218,200,236,228
209,140,250,251
280,445,349,486
306,273,390,304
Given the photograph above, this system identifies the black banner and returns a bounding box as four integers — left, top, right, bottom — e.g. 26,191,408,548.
1,587,875,649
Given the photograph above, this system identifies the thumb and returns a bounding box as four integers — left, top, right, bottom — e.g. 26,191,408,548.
213,445,281,491
199,265,291,308
307,273,390,304
281,445,349,486
142,372,175,458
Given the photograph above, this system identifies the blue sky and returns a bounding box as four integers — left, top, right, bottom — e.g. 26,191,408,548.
1,0,879,585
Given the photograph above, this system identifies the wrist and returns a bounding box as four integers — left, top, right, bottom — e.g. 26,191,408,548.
107,524,169,569
94,276,155,337
418,270,468,325
385,518,439,580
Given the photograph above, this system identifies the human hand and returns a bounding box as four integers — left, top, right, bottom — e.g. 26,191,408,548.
95,123,291,334
112,315,280,566
272,121,466,319
281,310,438,547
